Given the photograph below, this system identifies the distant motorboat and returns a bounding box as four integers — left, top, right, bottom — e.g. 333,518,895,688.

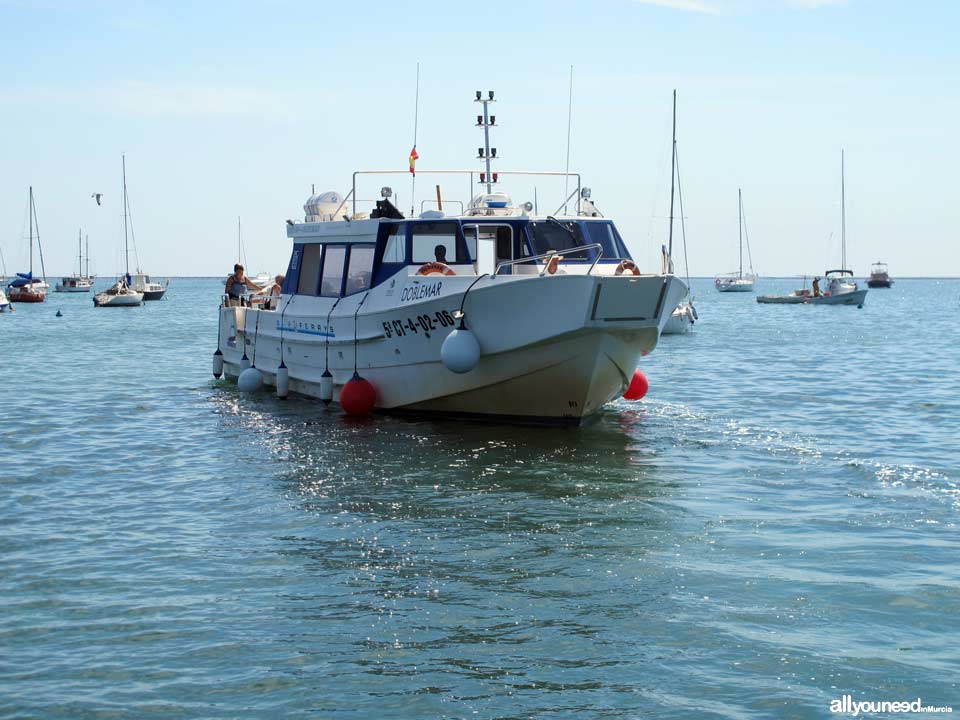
55,229,95,292
866,261,893,288
129,272,168,301
809,269,867,307
715,188,756,293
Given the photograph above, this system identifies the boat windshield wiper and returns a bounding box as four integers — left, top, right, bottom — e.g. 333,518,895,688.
545,216,578,243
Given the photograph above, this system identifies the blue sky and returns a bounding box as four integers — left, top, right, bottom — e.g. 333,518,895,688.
1,0,957,277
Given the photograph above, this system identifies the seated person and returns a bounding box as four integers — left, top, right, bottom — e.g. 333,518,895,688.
225,264,261,306
434,244,448,264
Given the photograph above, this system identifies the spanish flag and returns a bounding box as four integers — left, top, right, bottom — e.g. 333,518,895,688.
409,146,419,175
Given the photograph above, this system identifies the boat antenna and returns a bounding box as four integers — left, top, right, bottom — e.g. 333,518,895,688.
667,89,677,258
476,89,497,195
238,216,244,266
85,234,90,279
0,246,6,278
562,65,574,214
77,228,82,278
353,292,370,373
410,61,420,218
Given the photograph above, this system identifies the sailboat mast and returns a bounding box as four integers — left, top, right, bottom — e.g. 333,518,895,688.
841,149,846,270
667,89,677,257
78,228,82,276
29,187,34,275
738,188,743,278
122,154,130,276
85,235,90,278
238,216,242,266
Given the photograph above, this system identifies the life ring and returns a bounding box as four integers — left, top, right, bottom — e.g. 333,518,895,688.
615,259,640,276
544,256,560,275
416,262,456,276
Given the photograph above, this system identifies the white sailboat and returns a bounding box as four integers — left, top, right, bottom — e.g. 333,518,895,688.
55,230,95,292
122,156,168,301
661,90,697,336
809,150,867,307
94,156,143,307
715,189,756,292
212,91,687,423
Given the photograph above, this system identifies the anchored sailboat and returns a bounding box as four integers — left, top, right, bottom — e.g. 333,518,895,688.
94,156,143,307
662,90,697,335
715,189,756,292
6,187,48,303
55,230,95,292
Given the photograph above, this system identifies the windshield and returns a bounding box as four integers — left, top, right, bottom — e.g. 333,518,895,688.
583,221,629,261
528,220,587,259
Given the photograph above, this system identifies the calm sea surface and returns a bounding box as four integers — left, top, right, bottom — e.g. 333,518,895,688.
1,278,958,719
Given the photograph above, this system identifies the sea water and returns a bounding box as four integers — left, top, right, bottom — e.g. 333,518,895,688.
1,278,958,718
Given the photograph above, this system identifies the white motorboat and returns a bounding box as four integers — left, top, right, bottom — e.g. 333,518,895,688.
213,92,687,424
6,187,47,303
660,90,697,336
55,230,95,292
129,272,168,301
94,156,143,308
715,189,756,293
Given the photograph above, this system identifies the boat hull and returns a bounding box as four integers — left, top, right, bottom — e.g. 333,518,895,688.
757,294,808,304
866,279,892,288
93,292,143,307
217,273,687,423
142,289,166,301
809,289,868,306
7,289,45,303
716,280,754,293
661,301,696,335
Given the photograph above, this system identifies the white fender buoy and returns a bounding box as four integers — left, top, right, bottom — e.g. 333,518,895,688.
441,326,480,374
276,362,289,399
237,367,263,393
240,353,251,371
319,370,333,405
212,349,224,378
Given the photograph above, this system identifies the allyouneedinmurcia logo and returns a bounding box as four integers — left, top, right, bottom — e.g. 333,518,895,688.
830,695,953,715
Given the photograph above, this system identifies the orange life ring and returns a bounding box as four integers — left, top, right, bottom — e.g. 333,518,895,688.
416,262,456,276
544,256,560,275
615,259,640,276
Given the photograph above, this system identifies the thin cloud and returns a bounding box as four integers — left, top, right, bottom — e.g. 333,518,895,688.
633,0,846,12
0,81,298,119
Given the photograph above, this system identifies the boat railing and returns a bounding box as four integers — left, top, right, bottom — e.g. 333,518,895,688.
350,169,582,217
494,243,604,277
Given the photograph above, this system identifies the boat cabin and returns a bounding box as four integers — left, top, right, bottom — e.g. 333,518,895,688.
280,214,635,299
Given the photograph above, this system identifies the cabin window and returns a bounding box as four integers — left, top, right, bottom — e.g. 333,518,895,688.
464,224,513,263
529,220,587,259
382,225,405,263
412,221,460,264
584,222,630,261
297,244,323,295
320,245,347,297
345,244,375,295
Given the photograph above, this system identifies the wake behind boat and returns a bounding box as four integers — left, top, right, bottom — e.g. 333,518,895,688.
213,92,686,424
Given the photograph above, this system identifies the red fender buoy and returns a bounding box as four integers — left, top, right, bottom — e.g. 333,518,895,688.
340,372,377,416
624,369,649,400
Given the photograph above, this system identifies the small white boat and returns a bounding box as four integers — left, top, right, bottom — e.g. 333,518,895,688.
213,91,687,424
55,230,95,292
93,280,143,307
809,152,867,308
663,300,697,333
0,288,9,312
95,156,143,308
715,188,756,293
